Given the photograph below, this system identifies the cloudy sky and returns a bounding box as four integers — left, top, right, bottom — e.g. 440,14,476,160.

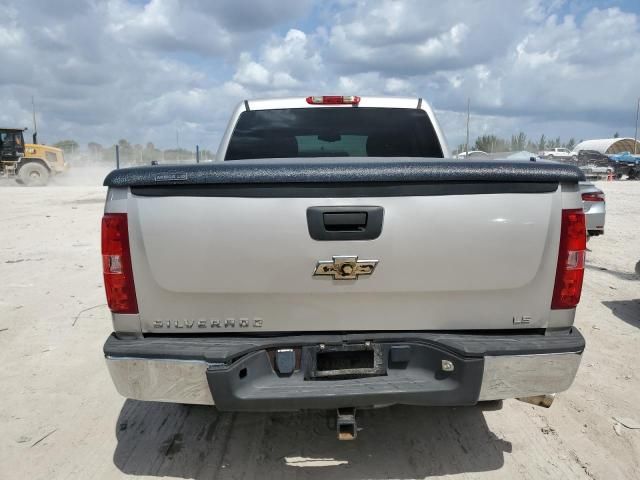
1,0,639,152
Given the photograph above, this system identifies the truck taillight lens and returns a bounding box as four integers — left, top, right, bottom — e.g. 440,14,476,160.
101,213,138,314
581,192,605,202
551,209,586,309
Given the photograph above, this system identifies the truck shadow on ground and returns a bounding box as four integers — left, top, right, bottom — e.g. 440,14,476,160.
113,400,511,479
585,263,639,282
602,299,640,330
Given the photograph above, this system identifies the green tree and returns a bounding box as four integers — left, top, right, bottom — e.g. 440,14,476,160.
538,134,546,152
474,135,507,153
510,132,527,151
133,144,144,165
116,139,134,163
87,142,103,162
565,138,576,150
164,148,194,162
117,139,132,155
546,137,561,148
613,132,620,138
53,139,79,154
142,142,161,164
200,149,216,161
453,143,467,155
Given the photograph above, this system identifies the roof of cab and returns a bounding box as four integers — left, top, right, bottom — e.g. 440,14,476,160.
245,96,423,111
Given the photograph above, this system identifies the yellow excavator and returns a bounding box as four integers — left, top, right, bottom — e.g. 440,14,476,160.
0,128,68,186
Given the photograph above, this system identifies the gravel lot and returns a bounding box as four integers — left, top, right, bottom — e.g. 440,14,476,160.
0,178,639,479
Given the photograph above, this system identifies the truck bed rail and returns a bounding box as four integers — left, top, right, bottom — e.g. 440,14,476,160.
103,158,584,188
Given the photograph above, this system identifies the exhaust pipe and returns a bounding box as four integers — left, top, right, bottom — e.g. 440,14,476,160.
517,394,555,408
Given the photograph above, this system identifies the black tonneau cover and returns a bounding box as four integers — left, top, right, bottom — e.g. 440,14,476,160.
103,157,584,188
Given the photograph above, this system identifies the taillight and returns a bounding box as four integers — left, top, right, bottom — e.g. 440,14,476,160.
581,192,605,202
306,95,360,105
101,213,138,314
551,209,586,309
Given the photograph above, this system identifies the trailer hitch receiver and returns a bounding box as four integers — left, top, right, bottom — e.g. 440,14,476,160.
336,407,357,440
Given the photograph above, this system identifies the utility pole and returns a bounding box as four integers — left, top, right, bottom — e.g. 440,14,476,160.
31,96,38,144
176,129,180,162
465,97,470,157
634,97,639,155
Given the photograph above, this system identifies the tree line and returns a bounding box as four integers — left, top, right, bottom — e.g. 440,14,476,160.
51,131,622,160
454,132,586,155
51,139,215,164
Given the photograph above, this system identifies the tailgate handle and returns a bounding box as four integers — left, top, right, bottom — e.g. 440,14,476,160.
323,212,367,231
307,206,384,241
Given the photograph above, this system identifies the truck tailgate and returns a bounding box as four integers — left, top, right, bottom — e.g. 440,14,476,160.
104,158,583,333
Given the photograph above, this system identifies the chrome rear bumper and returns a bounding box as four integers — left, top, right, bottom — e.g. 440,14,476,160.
478,352,581,401
584,200,605,233
106,357,214,405
106,351,582,406
105,331,583,408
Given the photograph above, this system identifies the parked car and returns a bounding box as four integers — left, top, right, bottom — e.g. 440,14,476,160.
579,182,605,237
609,152,640,179
540,147,572,159
580,165,613,179
101,95,586,438
608,151,640,164
571,150,610,165
456,150,489,159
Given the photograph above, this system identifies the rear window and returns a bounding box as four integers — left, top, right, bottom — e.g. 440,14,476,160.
224,107,444,160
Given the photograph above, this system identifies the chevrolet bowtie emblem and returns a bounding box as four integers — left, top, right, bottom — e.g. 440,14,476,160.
313,256,379,280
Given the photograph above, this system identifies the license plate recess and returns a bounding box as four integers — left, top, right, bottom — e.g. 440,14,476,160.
304,343,386,379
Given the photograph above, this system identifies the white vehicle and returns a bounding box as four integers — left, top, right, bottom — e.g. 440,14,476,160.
579,182,605,237
101,96,586,439
541,147,572,159
456,150,489,159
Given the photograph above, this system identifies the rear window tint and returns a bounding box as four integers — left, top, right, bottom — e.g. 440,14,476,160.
225,107,444,160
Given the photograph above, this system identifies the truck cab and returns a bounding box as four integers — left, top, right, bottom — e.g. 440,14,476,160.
0,128,26,160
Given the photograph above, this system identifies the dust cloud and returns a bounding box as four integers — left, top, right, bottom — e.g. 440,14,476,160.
49,164,113,187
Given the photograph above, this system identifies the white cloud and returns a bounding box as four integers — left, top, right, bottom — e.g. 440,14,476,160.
272,72,299,88
0,0,312,149
234,53,271,86
0,0,638,152
231,29,324,92
325,0,540,74
384,78,412,94
108,0,312,56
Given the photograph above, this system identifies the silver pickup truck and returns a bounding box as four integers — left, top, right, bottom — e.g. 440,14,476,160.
102,96,586,438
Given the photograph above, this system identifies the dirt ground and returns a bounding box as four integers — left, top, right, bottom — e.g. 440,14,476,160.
0,176,639,480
